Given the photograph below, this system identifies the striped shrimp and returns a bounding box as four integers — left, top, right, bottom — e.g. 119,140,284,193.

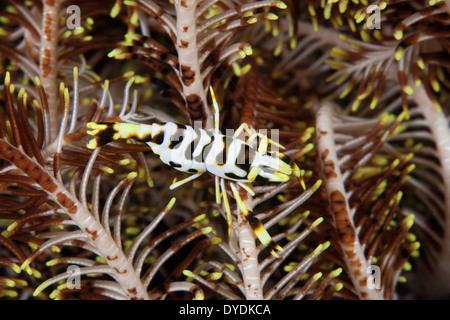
86,87,306,257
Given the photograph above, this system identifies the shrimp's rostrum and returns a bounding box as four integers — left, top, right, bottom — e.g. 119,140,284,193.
86,87,306,257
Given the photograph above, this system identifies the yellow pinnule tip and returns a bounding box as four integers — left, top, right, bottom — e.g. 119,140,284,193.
183,269,195,279
18,86,26,98
87,138,98,149
248,167,259,181
11,263,21,274
208,272,223,281
276,1,287,9
125,32,140,41
395,47,404,61
266,13,279,20
210,237,222,245
4,278,16,288
45,259,60,267
194,289,205,300
401,214,415,229
243,44,253,56
1,289,18,298
103,79,110,90
393,29,403,40
167,197,177,210
247,17,258,24
86,122,101,129
334,282,344,291
32,283,48,297
127,171,138,180
330,267,343,278
119,158,132,165
403,85,414,95
202,227,213,235
300,178,306,190
49,289,62,300
147,176,154,188
275,243,284,252
312,272,323,281
208,86,216,100
312,217,324,228
108,48,123,58
73,66,79,80
20,259,33,274
123,71,135,79
270,248,280,258
7,221,19,233
130,8,139,26
110,1,121,17
232,62,242,76
193,214,207,223
101,166,114,174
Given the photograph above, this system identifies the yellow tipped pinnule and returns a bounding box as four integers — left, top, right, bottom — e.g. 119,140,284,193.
330,267,343,278
183,269,195,279
393,29,403,40
87,122,106,131
248,167,260,181
130,8,139,26
87,139,99,150
232,62,242,76
73,66,78,81
208,272,223,281
166,197,177,210
110,1,121,17
275,1,287,9
5,71,10,85
243,44,253,56
312,217,324,228
127,171,138,180
108,48,123,58
202,227,213,235
395,47,404,61
266,13,279,20
403,85,414,95
247,17,258,24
